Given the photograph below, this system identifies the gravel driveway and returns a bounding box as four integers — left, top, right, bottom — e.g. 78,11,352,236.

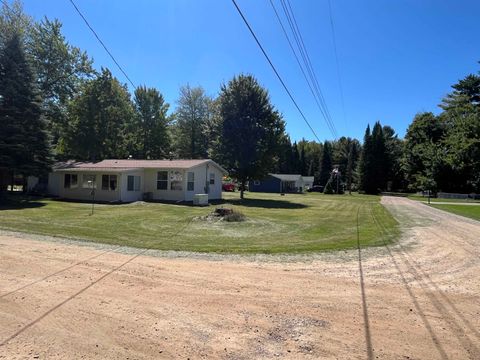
0,196,478,359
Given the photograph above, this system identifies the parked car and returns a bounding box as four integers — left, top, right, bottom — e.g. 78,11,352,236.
222,183,236,192
307,185,324,193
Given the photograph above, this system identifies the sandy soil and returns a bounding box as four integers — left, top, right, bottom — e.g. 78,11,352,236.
0,196,479,359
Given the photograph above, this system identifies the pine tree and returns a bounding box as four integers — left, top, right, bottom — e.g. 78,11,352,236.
371,122,387,191
300,144,306,175
359,122,388,194
292,141,300,173
0,33,51,192
318,141,333,188
358,125,374,193
173,85,211,159
132,86,171,159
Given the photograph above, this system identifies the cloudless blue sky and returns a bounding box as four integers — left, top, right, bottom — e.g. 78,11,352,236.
20,0,480,142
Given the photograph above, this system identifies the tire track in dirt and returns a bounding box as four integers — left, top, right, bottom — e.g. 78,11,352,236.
368,204,449,359
0,246,121,299
0,215,198,348
379,197,480,359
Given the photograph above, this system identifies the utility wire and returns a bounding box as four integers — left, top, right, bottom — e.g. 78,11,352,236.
328,0,347,128
231,0,322,143
269,0,336,138
67,0,136,89
282,0,338,138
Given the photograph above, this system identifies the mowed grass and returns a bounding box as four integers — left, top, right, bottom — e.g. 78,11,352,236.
430,204,480,221
0,192,399,254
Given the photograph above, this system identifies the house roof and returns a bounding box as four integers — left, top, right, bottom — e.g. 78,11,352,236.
269,174,302,182
303,176,314,181
53,159,227,173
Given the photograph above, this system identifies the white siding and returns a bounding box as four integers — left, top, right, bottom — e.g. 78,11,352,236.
120,170,144,202
58,172,121,202
144,168,185,202
50,160,225,203
208,165,223,200
183,163,223,201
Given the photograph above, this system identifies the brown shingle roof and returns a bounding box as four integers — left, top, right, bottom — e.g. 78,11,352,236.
53,159,226,172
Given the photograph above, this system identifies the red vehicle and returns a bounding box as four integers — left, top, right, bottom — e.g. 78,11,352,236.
222,183,236,192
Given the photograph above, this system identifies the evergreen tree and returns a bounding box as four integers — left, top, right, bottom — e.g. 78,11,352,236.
318,141,333,188
275,134,294,173
173,85,212,159
131,86,171,159
300,144,306,175
358,125,374,193
0,33,51,191
213,74,285,199
359,122,389,194
0,0,32,49
371,122,387,190
292,141,300,174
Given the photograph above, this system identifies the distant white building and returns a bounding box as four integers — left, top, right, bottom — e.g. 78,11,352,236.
303,176,314,190
36,159,226,203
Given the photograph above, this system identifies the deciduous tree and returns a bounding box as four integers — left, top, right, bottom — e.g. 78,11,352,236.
214,74,285,198
65,68,134,161
29,17,94,153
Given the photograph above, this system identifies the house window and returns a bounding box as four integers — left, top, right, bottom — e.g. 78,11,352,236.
170,170,183,191
157,171,168,190
209,173,215,185
102,175,117,191
82,174,96,188
254,180,260,186
187,172,194,191
127,175,141,191
64,174,78,189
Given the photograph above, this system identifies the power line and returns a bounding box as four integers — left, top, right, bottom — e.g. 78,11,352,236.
280,0,337,137
231,0,322,143
328,0,347,128
269,0,336,138
281,0,338,138
67,0,136,89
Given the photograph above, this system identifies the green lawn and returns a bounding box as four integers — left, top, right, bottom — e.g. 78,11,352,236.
430,204,480,221
0,192,399,254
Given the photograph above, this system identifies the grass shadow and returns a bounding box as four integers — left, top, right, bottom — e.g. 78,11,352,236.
222,197,308,209
0,195,47,210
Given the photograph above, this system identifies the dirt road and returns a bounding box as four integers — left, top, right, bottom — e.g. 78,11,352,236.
0,197,479,359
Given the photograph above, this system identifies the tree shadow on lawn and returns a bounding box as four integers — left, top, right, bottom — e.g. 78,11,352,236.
0,195,47,210
220,197,308,209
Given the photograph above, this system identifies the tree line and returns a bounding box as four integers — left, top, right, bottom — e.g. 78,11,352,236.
1,1,479,197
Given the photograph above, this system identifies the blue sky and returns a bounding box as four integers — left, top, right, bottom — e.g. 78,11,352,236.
21,0,480,142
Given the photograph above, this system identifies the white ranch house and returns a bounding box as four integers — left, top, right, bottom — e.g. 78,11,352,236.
43,159,226,203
